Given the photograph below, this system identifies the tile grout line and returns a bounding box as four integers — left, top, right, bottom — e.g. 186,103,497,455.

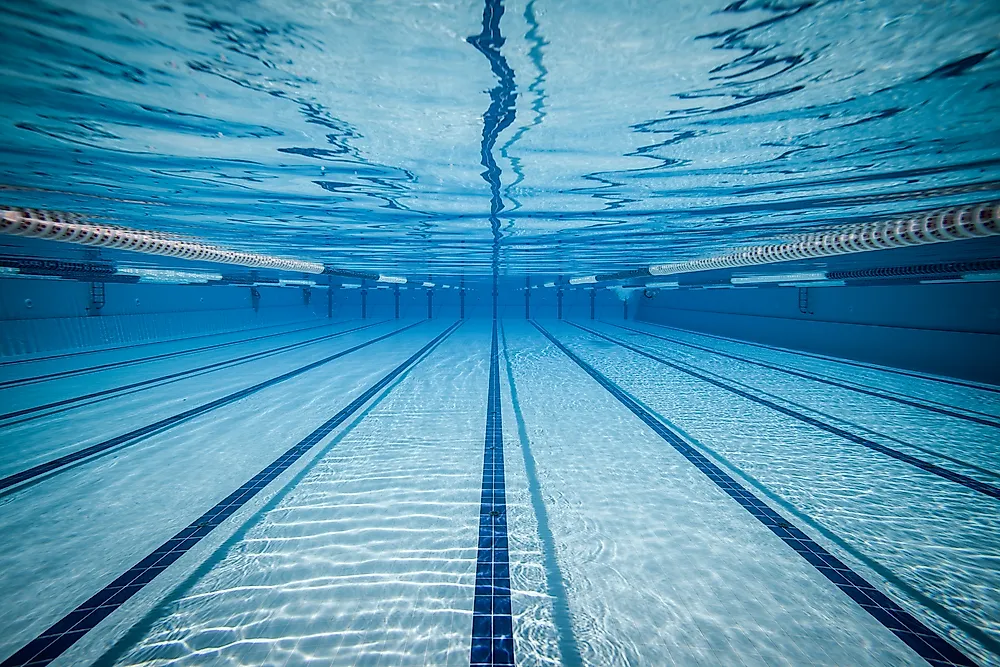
470,321,516,666
0,321,463,667
534,320,978,667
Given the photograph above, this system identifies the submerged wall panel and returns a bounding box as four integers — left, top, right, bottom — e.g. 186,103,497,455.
636,282,1000,384
0,278,328,358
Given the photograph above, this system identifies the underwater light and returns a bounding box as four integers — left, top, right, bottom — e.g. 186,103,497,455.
377,274,406,284
543,281,556,288
777,280,847,288
278,279,317,288
645,281,679,289
962,271,1000,282
569,276,598,285
340,283,361,289
117,268,223,284
422,281,435,288
731,272,827,285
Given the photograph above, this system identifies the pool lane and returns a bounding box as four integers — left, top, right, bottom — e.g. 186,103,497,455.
499,320,927,666
537,321,975,667
546,320,1000,665
587,322,1000,480
621,320,1000,419
600,321,1000,429
98,323,492,667
0,320,410,485
0,318,339,387
0,320,384,425
572,322,1000,496
0,322,462,667
0,322,455,665
498,323,582,667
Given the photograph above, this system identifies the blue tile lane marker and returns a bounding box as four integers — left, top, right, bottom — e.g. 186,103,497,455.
0,320,337,389
470,322,516,667
569,322,1000,501
604,321,1000,429
0,321,462,667
0,321,386,425
533,322,978,667
0,322,425,495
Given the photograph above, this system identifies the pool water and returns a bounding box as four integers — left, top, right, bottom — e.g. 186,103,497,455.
0,318,997,665
1,0,999,665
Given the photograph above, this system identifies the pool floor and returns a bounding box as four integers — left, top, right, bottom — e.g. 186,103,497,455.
0,318,997,666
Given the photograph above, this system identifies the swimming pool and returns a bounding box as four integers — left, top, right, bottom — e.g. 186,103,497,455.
1,0,999,665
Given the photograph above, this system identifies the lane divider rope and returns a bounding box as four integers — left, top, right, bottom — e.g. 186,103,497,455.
1,208,324,274
567,201,1000,284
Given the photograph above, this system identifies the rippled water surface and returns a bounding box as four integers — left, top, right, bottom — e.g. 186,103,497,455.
1,0,998,274
2,3,1000,667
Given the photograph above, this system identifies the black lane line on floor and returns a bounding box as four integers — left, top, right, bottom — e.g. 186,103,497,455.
0,319,330,368
632,320,1000,395
0,322,425,495
606,322,1000,429
0,321,386,425
534,322,976,667
0,321,463,667
571,322,1000,501
0,320,337,389
500,323,582,667
471,322,516,667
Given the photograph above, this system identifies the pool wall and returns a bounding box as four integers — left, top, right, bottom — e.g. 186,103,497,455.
5,272,998,384
636,280,1000,383
0,276,632,358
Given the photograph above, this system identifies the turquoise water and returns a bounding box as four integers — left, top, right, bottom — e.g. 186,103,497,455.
1,0,998,273
1,1,1000,666
1,319,998,666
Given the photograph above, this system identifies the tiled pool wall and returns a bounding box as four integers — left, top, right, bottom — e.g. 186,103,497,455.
635,280,1000,384
5,272,999,385
0,276,628,359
